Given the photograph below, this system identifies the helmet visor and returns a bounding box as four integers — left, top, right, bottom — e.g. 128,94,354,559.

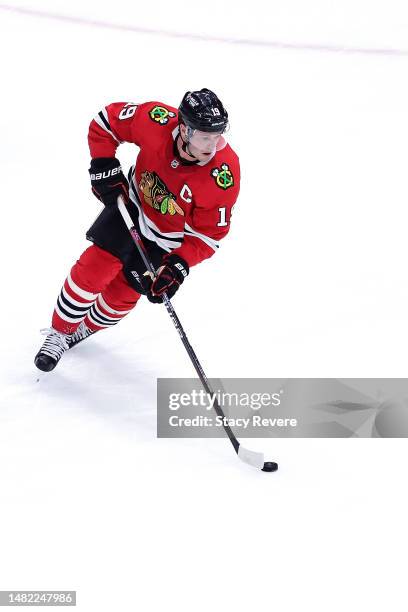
187,128,227,154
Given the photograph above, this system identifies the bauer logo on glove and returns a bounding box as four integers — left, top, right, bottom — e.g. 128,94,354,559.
90,166,123,181
89,157,129,206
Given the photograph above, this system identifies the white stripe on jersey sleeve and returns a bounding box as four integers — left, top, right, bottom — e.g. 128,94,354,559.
93,109,121,144
184,222,220,252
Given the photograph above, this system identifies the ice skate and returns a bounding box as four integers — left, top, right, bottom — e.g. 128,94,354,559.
34,328,71,372
68,321,96,350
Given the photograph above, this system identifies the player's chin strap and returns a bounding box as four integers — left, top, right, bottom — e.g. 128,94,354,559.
180,124,208,159
116,195,278,473
179,133,196,159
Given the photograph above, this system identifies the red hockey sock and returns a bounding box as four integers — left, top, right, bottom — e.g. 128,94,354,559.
84,270,141,330
51,245,126,334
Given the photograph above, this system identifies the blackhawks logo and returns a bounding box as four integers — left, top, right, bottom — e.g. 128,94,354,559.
211,163,234,190
139,171,184,216
149,105,176,125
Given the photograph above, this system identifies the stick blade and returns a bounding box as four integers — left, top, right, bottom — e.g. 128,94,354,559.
238,445,265,469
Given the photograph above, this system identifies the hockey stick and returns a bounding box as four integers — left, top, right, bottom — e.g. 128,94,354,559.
117,195,278,472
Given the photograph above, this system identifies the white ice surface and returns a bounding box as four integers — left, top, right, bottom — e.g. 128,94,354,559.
0,2,408,611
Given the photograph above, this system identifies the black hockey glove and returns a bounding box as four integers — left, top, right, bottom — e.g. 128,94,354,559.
142,254,189,303
89,157,129,206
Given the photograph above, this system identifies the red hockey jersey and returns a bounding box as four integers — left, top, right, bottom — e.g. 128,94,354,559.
88,101,240,267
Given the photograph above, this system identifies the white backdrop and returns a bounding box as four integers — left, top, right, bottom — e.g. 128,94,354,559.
0,2,407,611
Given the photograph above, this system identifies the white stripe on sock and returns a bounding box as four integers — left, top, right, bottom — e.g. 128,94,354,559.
66,273,98,301
97,294,133,315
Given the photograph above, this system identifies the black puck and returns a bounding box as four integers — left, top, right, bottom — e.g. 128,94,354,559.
262,461,278,472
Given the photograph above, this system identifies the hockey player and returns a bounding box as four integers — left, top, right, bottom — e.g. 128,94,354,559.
34,89,240,372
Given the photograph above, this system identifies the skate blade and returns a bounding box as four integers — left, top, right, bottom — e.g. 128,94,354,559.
35,370,49,383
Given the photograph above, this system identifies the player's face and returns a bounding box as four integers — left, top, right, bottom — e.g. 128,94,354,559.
188,130,223,157
180,124,225,161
